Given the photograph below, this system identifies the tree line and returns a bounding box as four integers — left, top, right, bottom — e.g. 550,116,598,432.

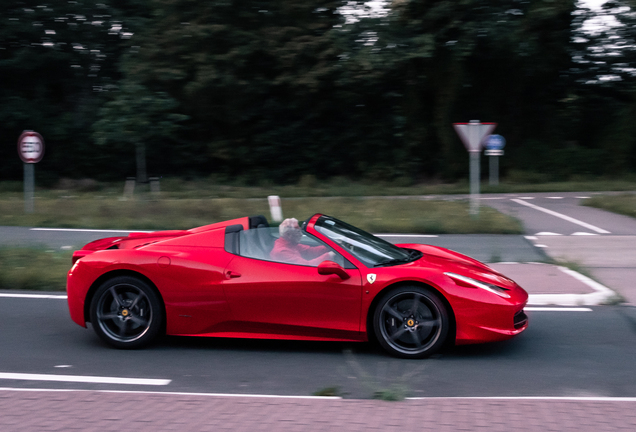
1,0,635,186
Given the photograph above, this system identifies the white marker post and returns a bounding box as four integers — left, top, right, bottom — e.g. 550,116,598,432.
17,131,45,214
268,195,283,222
453,121,497,217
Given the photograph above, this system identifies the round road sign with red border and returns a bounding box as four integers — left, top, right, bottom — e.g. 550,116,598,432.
17,131,45,164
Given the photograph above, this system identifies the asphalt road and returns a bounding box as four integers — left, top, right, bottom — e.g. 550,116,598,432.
1,190,635,400
1,294,636,398
480,192,636,235
479,192,636,305
0,227,546,264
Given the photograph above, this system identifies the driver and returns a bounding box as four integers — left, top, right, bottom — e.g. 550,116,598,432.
271,218,335,265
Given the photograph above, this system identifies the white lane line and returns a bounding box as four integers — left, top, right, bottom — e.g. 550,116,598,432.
0,293,67,299
535,232,562,236
511,199,611,234
30,228,151,233
0,387,340,399
524,236,538,240
0,373,170,386
572,232,597,236
547,197,564,199
407,396,636,402
2,387,634,402
525,307,592,312
376,234,439,238
479,197,505,200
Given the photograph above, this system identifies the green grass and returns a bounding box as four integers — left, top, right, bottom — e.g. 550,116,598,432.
4,174,636,199
0,196,522,234
583,193,636,219
312,386,341,397
0,248,72,291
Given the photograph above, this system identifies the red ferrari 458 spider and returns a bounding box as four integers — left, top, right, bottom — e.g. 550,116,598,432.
67,214,528,358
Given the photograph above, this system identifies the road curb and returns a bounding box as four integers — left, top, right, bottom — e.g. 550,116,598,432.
527,266,617,306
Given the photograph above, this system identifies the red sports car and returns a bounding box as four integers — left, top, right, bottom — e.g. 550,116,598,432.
67,214,528,358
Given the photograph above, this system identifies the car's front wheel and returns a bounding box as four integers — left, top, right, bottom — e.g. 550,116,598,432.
373,286,449,359
89,276,163,349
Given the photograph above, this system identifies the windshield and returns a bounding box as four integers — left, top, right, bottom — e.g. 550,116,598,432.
314,216,418,267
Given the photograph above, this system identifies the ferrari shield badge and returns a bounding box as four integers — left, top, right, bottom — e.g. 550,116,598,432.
367,274,376,284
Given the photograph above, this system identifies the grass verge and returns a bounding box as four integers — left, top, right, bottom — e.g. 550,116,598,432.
583,193,636,219
3,175,636,199
0,248,71,291
0,197,523,234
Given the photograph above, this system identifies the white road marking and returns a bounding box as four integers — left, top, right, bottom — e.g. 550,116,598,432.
535,232,562,236
572,232,597,236
528,267,616,306
534,244,548,248
576,196,591,199
0,373,171,386
2,387,634,402
0,293,67,299
479,197,505,200
547,197,564,199
54,365,73,368
518,197,535,200
407,396,636,402
376,234,439,238
0,387,340,399
525,307,592,312
511,199,611,234
524,236,538,240
30,228,151,233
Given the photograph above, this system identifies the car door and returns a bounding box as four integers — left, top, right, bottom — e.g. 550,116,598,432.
222,230,362,341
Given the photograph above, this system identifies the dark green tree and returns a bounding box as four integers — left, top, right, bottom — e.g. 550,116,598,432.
0,0,147,182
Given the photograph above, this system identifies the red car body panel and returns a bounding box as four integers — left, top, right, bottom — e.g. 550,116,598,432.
67,214,528,346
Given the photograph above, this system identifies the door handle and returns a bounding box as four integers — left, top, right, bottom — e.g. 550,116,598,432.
226,270,242,279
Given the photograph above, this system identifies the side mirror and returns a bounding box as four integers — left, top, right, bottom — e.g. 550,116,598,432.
317,260,350,280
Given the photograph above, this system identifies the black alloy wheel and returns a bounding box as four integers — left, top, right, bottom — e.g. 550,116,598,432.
89,276,163,349
373,286,449,359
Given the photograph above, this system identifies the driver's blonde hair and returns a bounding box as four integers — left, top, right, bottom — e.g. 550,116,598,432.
279,218,299,236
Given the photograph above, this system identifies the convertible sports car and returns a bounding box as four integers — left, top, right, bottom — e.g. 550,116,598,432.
67,214,528,358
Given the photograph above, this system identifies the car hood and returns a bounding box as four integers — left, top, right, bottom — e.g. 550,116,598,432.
398,243,519,290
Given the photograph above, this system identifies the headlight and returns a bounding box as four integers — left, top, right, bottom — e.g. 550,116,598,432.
444,272,511,298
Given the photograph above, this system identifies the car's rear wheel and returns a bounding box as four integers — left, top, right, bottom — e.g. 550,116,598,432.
373,286,449,359
89,276,163,349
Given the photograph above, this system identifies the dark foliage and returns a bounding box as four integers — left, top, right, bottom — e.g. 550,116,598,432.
1,0,635,184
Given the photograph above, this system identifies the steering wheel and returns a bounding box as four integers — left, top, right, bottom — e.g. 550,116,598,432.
337,239,355,252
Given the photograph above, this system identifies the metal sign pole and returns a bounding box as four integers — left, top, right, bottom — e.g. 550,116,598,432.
24,163,34,214
468,120,481,217
17,130,45,214
453,121,497,219
485,135,505,187
489,155,498,186
469,151,480,217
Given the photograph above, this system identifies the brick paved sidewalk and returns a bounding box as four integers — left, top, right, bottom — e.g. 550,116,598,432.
1,390,635,431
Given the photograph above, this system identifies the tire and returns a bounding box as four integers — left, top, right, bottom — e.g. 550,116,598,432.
89,276,163,349
373,286,449,359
